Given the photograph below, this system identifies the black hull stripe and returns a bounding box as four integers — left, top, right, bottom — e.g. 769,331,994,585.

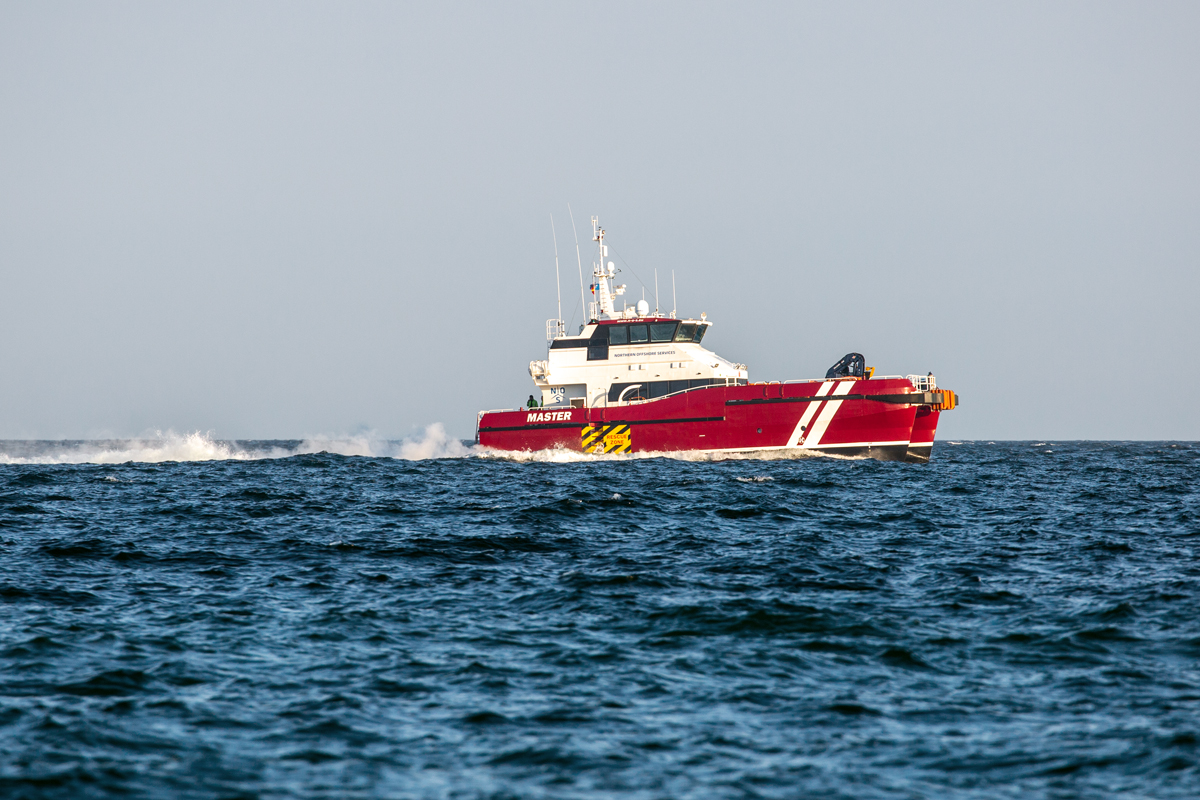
479,415,725,433
479,422,581,432
605,416,725,427
727,393,934,406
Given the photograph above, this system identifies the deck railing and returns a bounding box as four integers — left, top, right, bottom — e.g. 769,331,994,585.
906,374,937,392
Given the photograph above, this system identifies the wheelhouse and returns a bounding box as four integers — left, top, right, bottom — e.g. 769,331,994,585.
549,318,711,362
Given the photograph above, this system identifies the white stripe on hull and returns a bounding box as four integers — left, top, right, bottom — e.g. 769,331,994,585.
786,380,833,447
801,380,855,447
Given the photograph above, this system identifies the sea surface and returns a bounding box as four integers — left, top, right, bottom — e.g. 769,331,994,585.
1,436,1197,799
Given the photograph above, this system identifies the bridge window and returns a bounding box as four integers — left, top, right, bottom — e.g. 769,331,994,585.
674,323,697,342
693,324,708,343
650,322,678,343
608,325,628,345
628,324,649,344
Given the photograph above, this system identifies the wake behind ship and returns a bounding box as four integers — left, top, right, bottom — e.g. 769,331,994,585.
477,219,958,461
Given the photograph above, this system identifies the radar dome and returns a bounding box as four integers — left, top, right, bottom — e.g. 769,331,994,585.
636,299,650,316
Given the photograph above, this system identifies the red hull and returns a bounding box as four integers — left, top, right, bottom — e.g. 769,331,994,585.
478,378,944,462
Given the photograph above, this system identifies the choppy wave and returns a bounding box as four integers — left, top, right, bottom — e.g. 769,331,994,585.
0,431,258,464
0,423,471,465
292,423,473,460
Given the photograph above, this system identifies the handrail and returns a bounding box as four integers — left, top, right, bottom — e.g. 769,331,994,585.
484,371,934,419
606,381,732,407
617,384,643,402
782,375,906,384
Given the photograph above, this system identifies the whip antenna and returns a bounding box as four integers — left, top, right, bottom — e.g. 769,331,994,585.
672,270,677,318
550,214,562,327
568,204,586,331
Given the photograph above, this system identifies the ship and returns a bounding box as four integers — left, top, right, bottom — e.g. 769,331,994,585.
476,218,958,462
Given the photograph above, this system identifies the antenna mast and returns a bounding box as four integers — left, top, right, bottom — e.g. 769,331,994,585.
591,216,602,322
672,270,676,318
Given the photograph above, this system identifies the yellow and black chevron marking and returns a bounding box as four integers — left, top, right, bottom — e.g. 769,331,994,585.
581,424,633,454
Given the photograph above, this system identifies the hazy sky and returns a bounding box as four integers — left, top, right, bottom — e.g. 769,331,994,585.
1,2,1197,441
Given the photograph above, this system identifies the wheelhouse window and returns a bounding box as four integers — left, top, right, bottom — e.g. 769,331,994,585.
550,337,589,349
650,322,678,343
674,323,697,342
608,325,628,345
693,324,708,343
587,326,609,361
628,324,649,344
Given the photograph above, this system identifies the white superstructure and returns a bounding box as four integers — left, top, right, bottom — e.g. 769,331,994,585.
532,218,749,409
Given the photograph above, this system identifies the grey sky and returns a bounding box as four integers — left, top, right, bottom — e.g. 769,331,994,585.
1,2,1197,441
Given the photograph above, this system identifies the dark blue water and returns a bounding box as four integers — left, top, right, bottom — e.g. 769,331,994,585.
1,441,1198,799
